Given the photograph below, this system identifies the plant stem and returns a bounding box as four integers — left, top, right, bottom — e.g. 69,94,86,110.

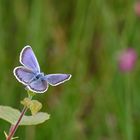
6,106,28,140
125,74,133,140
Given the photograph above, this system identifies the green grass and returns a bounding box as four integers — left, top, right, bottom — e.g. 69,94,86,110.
0,0,140,139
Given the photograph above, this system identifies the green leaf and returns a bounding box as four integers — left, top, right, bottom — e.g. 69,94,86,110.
0,106,50,125
21,98,43,115
29,100,42,115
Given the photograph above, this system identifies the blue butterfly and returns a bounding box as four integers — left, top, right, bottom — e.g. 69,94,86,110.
13,45,72,93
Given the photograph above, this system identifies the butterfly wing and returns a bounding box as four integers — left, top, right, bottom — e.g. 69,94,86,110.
13,66,35,85
20,45,40,72
28,79,48,93
45,74,72,86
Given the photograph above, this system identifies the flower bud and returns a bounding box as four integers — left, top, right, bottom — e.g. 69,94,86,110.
118,48,137,72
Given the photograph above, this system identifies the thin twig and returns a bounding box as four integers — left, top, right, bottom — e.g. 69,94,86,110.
6,106,28,140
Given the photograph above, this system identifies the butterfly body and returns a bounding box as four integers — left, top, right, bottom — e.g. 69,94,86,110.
13,45,71,93
35,73,45,80
27,72,44,84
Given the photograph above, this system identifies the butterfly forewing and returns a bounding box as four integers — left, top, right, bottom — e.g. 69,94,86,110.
28,79,48,93
13,66,35,85
45,74,71,86
20,46,40,72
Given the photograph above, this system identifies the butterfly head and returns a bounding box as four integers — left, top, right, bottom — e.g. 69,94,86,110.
35,72,44,80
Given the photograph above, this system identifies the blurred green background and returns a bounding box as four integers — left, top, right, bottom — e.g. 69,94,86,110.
0,0,140,140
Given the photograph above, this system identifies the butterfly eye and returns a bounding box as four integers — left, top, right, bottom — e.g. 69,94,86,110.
36,75,40,79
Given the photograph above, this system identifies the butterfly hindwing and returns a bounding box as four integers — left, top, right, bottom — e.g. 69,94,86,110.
20,45,40,72
28,79,48,93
